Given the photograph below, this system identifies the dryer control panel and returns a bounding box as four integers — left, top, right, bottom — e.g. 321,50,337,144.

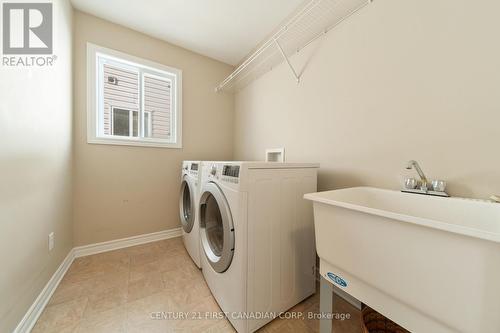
223,165,240,178
221,165,239,184
205,163,241,185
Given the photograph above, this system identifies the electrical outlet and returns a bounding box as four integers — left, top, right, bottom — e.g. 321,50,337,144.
48,232,55,251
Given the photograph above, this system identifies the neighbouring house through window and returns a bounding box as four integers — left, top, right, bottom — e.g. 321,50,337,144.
111,107,138,137
143,111,152,138
87,43,182,148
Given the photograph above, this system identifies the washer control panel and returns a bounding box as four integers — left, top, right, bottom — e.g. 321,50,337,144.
187,162,199,176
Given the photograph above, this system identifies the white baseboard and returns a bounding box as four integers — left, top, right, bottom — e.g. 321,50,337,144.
13,227,182,333
13,249,75,333
73,228,182,258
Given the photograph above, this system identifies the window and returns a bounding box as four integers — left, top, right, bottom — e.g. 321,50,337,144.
111,107,138,137
87,43,182,148
143,111,152,138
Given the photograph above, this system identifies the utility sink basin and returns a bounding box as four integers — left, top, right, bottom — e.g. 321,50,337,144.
305,187,500,333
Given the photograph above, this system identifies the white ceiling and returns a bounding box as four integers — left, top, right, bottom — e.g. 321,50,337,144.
71,0,305,65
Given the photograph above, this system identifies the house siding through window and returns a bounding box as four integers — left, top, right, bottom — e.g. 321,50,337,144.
144,75,171,139
103,64,139,135
103,64,171,138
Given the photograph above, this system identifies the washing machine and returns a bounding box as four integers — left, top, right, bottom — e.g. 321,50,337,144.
199,161,319,332
179,161,203,268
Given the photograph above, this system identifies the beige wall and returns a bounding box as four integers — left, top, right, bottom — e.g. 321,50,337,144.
0,0,74,331
73,11,234,246
234,0,500,199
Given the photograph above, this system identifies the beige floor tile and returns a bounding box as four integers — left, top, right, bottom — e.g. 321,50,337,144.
157,251,193,273
35,237,364,333
32,297,88,332
126,320,169,333
126,241,167,257
257,317,295,333
127,271,165,302
126,290,172,327
167,279,212,310
131,239,186,261
129,260,164,282
168,295,230,332
172,319,229,333
161,237,184,250
90,255,130,272
161,266,204,292
89,249,130,265
83,285,128,318
48,279,91,306
289,293,319,314
90,269,129,295
271,319,315,333
206,320,237,333
62,266,105,285
130,251,164,267
62,254,128,282
31,322,78,333
75,305,127,333
156,240,185,256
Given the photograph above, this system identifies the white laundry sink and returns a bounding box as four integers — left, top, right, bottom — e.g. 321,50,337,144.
304,187,500,333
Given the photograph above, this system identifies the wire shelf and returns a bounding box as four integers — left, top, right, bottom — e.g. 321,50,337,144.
215,0,371,93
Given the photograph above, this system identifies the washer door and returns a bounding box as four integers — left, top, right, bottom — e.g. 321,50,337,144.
199,182,235,273
179,176,195,233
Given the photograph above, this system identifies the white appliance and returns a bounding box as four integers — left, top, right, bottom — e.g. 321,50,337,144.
199,161,319,333
179,161,203,268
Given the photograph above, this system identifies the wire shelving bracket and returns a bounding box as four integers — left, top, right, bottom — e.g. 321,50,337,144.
215,0,372,93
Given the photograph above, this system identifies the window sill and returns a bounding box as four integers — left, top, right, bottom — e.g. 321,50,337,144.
87,137,182,149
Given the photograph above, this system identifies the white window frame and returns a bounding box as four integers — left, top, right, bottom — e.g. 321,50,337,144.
110,107,139,138
143,110,152,138
87,43,182,148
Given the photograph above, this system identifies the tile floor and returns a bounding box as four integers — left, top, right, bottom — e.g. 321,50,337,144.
32,237,362,333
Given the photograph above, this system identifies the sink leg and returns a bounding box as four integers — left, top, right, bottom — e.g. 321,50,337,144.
320,276,333,333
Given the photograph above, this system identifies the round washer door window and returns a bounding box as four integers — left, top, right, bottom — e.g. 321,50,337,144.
199,182,234,273
179,177,195,233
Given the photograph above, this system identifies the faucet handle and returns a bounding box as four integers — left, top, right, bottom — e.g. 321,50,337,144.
431,180,446,192
404,178,418,189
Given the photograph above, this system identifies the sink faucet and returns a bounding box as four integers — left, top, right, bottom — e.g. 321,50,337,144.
406,160,429,191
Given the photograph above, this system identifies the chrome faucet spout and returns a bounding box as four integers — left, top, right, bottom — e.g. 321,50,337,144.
406,160,429,190
402,160,449,197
